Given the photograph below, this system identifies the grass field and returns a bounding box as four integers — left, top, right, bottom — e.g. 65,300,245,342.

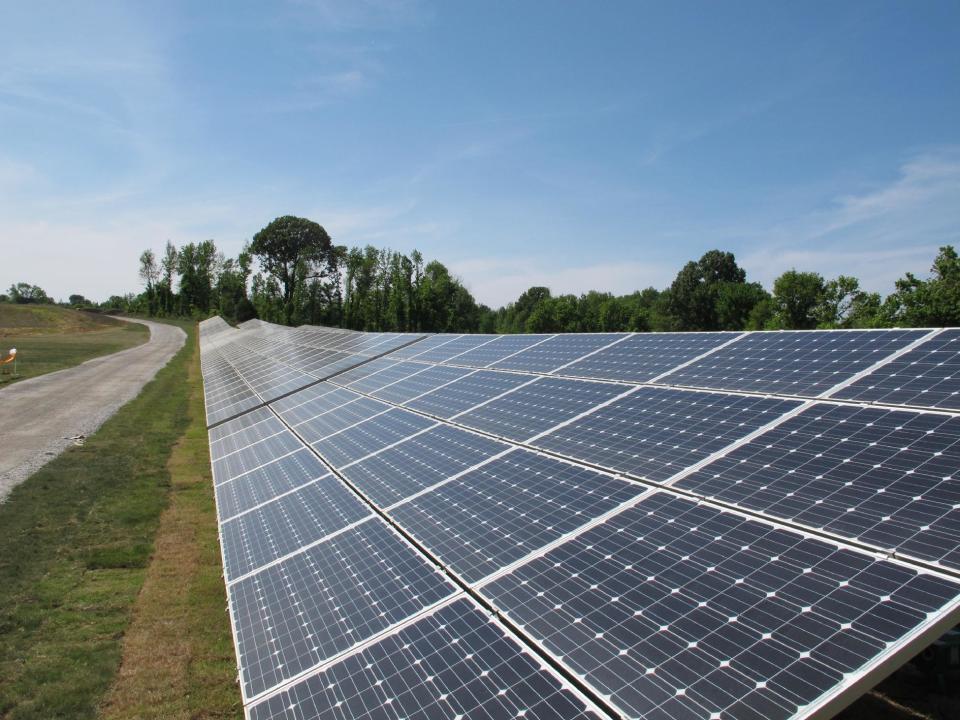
0,305,148,387
0,319,237,719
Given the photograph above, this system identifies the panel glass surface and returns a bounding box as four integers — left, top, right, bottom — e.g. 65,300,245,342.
491,333,625,374
297,396,393,445
833,329,960,410
482,492,960,720
405,370,532,419
676,403,960,570
444,335,552,368
660,330,926,397
456,377,628,442
341,424,511,507
215,448,331,520
407,334,497,364
389,450,643,583
209,406,278,444
212,430,305,484
230,518,457,699
372,364,472,405
221,476,373,581
556,333,739,383
248,598,602,720
533,387,799,482
312,408,437,468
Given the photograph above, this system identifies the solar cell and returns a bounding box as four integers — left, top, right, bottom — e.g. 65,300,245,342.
481,492,960,720
556,332,739,383
341,424,511,507
209,414,288,460
271,385,357,426
312,408,437,468
215,448,331,520
327,357,400,388
532,387,800,482
220,476,373,581
388,450,643,583
675,403,960,570
378,333,462,361
659,330,927,397
405,370,532,418
491,333,626,374
832,328,960,410
247,598,603,720
455,377,629,442
230,518,457,699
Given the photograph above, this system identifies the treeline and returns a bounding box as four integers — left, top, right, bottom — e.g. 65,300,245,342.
119,213,959,332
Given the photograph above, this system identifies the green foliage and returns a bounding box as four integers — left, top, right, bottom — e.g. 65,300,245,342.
667,250,762,331
881,246,960,326
8,283,52,305
772,270,825,329
250,216,336,325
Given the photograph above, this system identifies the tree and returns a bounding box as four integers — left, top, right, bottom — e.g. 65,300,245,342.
177,240,218,315
159,240,179,314
68,294,90,306
815,275,862,327
8,283,51,304
139,249,160,314
668,250,754,330
883,246,960,326
250,216,335,325
772,270,824,329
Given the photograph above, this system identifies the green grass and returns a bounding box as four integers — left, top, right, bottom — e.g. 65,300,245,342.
0,306,148,387
0,319,197,719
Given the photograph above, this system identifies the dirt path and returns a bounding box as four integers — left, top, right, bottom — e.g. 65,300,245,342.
0,318,186,501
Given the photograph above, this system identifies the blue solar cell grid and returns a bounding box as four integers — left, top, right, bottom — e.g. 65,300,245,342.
482,491,960,720
247,598,603,720
833,328,960,410
532,387,800,482
660,330,927,397
676,403,960,570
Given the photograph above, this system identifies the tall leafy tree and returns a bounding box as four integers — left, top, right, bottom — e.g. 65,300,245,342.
772,270,825,329
668,250,753,330
250,216,335,325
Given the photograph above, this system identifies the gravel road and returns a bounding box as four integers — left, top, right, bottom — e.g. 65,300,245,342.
0,318,186,502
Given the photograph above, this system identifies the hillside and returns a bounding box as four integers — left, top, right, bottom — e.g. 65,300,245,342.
0,304,126,338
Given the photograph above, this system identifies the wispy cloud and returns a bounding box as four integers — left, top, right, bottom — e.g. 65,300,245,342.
287,0,430,31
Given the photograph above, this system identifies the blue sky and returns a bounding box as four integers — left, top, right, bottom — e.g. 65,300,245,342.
1,1,958,306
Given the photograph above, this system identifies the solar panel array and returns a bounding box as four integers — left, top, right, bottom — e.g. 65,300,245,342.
199,319,960,720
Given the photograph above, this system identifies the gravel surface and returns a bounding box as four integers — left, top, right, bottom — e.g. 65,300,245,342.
0,318,186,502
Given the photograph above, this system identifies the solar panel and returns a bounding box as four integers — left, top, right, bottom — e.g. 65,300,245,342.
220,476,373,581
405,370,532,419
198,319,960,720
441,334,553,368
312,408,437,468
556,332,740,383
247,598,604,720
455,377,630,442
481,491,960,720
407,334,498,364
388,450,644,583
832,328,960,410
230,517,457,699
532,387,800,482
491,333,626,374
341,423,512,507
659,330,928,397
295,396,393,446
212,430,305,483
372,364,472,405
674,403,960,571
215,448,331,521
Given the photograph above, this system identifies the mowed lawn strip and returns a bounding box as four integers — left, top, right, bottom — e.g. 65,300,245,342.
100,328,241,719
0,319,194,719
0,306,148,386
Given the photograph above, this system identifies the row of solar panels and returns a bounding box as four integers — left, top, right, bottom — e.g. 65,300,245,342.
199,319,960,720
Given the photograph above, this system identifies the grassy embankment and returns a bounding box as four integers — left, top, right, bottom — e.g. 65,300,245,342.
0,318,239,719
0,305,148,386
